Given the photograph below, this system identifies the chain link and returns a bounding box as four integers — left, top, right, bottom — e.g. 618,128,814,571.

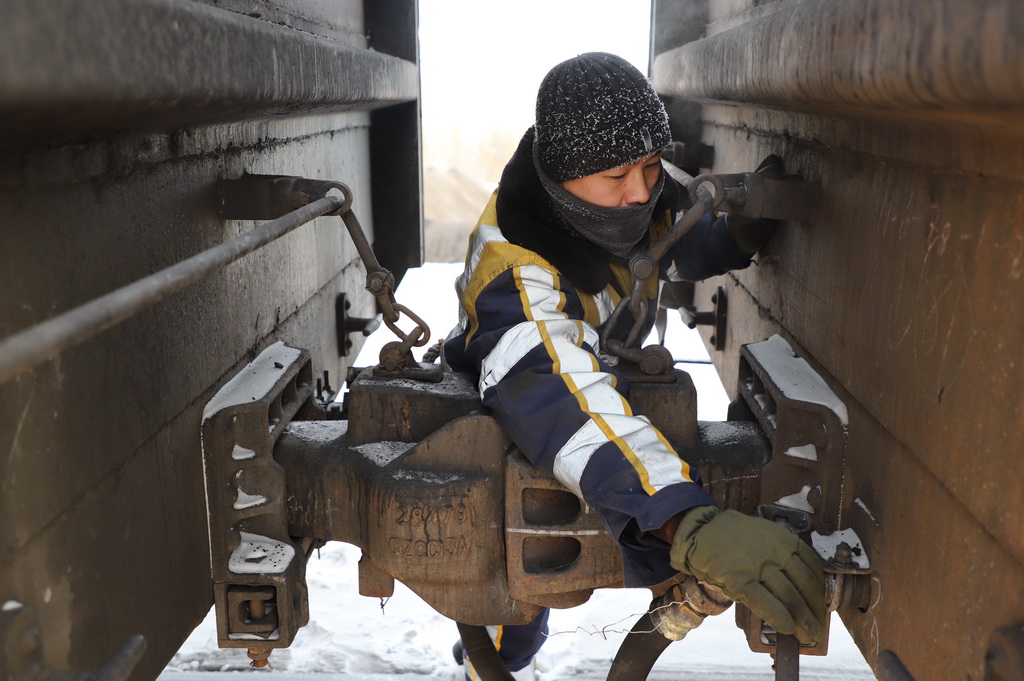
333,189,432,369
600,186,715,373
336,177,719,375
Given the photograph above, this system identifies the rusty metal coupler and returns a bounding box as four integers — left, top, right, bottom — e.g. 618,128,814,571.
205,176,437,667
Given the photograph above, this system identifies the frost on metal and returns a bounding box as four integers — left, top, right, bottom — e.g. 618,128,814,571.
352,440,414,467
752,393,779,428
391,469,464,485
811,527,870,569
284,420,348,444
229,531,295,575
699,421,746,446
784,443,818,461
854,497,879,525
746,335,849,425
202,341,303,422
229,627,281,642
231,444,257,461
233,488,268,510
775,484,815,513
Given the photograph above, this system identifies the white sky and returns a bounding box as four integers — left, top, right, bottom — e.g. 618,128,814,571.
418,0,653,136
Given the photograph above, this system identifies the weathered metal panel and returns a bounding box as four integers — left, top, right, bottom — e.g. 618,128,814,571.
652,0,1024,678
0,1,421,679
0,1,418,141
0,121,371,680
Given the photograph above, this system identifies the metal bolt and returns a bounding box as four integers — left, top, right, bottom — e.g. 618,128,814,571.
807,485,822,511
813,423,829,449
834,541,855,567
639,345,674,376
247,647,273,669
629,253,658,281
366,272,389,295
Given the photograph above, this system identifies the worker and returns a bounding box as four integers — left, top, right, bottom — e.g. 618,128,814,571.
442,52,824,680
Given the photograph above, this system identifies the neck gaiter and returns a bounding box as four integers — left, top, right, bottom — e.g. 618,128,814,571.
533,140,664,258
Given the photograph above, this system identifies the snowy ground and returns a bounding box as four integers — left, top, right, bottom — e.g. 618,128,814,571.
164,542,874,681
161,263,876,681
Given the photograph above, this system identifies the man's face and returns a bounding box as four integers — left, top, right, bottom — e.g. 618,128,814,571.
560,152,663,208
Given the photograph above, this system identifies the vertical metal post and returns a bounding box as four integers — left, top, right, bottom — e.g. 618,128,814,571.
775,634,800,681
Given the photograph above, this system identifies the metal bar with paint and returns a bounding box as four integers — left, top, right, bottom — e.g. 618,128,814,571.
0,196,343,384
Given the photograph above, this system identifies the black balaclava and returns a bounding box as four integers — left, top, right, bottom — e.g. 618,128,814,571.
533,143,665,258
533,52,671,257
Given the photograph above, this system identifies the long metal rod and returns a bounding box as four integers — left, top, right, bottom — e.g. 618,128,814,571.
0,195,343,385
774,634,800,681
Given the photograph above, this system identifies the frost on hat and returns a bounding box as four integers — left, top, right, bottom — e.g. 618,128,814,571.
535,52,671,183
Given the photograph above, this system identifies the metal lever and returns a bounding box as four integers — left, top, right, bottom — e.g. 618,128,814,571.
218,174,434,378
605,578,731,680
0,180,344,386
601,161,818,374
600,183,716,376
688,171,820,223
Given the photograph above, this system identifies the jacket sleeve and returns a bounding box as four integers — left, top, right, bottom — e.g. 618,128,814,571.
447,259,715,561
663,210,753,282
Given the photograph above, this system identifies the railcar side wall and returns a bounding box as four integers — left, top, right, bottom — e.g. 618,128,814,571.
652,1,1024,678
0,2,420,679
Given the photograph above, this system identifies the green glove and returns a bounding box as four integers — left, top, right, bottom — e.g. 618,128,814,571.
669,506,826,644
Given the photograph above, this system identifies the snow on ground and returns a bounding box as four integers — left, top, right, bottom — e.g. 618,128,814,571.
164,542,873,681
161,263,876,681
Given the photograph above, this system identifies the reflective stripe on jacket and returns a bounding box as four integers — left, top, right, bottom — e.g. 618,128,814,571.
443,190,738,587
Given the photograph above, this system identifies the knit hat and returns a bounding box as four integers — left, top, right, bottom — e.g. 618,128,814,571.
535,52,671,183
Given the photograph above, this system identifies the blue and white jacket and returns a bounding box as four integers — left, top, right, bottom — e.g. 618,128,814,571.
443,129,752,587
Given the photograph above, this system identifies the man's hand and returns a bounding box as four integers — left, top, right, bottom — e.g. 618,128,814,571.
669,505,826,644
726,212,778,255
